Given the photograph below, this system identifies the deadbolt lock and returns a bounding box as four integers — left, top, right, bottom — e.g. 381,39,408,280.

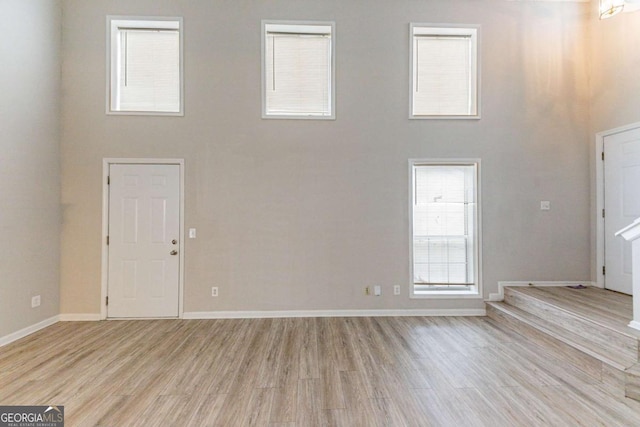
172,239,178,245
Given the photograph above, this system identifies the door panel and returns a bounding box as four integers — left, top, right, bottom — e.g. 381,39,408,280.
108,164,180,317
604,128,640,295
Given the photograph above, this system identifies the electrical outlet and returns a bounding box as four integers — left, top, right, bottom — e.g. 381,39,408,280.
365,287,370,296
374,286,381,296
540,201,551,211
394,285,401,295
31,295,41,308
211,287,218,297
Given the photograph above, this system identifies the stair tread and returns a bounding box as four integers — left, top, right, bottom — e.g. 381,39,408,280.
504,287,640,357
487,301,635,370
627,363,640,375
505,286,640,339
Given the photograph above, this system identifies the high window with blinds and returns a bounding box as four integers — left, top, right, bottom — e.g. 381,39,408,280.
262,22,335,119
108,17,183,115
411,25,479,118
410,161,480,296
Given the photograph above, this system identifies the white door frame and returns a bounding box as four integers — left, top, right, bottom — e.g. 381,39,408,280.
595,122,640,289
101,158,185,320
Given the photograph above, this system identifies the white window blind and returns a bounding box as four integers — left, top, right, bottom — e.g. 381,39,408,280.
412,164,477,286
108,18,182,114
411,26,478,118
263,23,333,117
117,29,180,112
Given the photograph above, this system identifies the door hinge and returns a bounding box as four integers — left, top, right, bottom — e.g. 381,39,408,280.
106,296,109,306
107,176,110,185
603,266,606,275
106,235,109,245
601,152,604,161
602,209,605,218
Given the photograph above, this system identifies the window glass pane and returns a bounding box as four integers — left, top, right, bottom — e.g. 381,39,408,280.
412,164,477,287
118,29,180,112
263,23,333,118
414,37,471,116
447,262,468,283
265,34,330,115
415,166,470,203
413,204,466,236
109,18,182,114
411,26,478,118
428,262,448,284
447,237,468,263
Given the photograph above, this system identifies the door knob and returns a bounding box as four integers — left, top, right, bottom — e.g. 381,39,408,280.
170,250,178,255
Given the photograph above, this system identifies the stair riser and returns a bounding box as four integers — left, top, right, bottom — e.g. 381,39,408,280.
505,288,638,364
603,363,627,399
486,303,604,381
626,371,640,401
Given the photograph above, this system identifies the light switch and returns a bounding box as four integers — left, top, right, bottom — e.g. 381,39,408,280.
189,228,196,238
540,201,551,211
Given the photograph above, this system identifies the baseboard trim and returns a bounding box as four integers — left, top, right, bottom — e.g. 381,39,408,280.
487,281,597,302
59,313,102,321
628,320,640,331
183,308,486,319
0,309,487,346
0,315,60,348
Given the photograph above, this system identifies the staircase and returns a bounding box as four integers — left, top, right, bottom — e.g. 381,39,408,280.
486,285,640,401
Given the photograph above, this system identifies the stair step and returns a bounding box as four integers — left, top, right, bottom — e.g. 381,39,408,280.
625,363,640,401
506,286,640,339
486,300,633,370
520,286,637,330
504,286,639,365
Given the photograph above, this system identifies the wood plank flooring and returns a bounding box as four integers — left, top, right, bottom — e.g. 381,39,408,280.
1,316,640,426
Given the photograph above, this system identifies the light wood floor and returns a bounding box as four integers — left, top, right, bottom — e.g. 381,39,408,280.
2,316,640,426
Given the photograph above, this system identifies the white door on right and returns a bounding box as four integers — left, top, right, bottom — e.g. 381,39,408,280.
604,127,640,295
108,164,181,318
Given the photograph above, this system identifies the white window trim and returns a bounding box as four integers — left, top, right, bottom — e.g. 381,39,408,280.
408,159,482,299
261,20,336,120
106,15,184,116
409,23,481,120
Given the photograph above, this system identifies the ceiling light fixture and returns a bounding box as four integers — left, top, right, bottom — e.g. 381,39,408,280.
600,0,625,19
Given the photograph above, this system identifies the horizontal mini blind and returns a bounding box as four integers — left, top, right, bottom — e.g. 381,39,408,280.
265,31,331,116
116,28,180,112
413,165,476,285
413,34,474,116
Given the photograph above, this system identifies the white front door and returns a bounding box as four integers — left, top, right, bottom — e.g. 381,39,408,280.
108,164,181,317
604,127,640,295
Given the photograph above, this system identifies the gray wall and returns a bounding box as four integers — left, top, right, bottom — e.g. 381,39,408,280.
60,0,592,315
0,0,61,336
589,5,640,279
589,6,640,133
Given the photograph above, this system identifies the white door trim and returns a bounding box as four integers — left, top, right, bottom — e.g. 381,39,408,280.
595,122,640,289
101,158,185,320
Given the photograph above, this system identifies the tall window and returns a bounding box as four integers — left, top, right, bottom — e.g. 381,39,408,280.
410,161,480,296
411,25,479,118
262,21,335,119
108,17,183,115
